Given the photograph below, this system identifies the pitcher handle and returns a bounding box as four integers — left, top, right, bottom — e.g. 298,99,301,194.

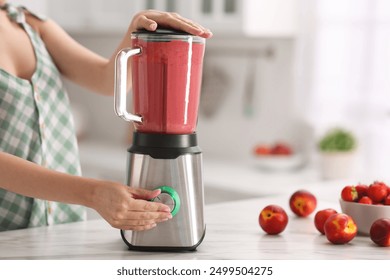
114,47,142,123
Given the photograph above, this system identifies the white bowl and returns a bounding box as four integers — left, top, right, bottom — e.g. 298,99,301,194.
253,154,305,171
339,199,390,236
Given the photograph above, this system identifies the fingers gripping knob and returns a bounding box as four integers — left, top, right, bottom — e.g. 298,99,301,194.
152,186,180,217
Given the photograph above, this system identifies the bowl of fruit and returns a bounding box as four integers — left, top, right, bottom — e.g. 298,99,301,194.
339,181,390,235
252,142,305,171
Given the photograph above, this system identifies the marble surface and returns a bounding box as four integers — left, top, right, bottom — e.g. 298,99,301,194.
1,187,390,260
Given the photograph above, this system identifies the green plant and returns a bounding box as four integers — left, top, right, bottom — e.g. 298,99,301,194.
319,128,356,152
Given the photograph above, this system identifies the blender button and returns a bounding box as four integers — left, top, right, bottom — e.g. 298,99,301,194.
154,193,175,211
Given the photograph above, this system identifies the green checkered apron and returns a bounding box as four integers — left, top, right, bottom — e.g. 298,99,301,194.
0,4,86,231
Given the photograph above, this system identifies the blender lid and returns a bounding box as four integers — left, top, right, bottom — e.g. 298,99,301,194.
133,28,191,36
132,28,205,43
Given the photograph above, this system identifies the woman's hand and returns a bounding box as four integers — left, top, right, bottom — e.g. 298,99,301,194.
128,10,213,38
0,152,173,231
91,181,173,231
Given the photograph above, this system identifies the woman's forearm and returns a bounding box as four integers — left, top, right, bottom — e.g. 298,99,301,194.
0,151,95,207
0,151,173,230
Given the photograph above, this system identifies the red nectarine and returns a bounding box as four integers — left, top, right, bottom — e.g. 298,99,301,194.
314,208,338,235
289,190,317,217
259,205,289,235
370,218,390,247
324,213,357,244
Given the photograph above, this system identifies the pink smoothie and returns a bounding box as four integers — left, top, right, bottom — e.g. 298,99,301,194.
131,37,205,134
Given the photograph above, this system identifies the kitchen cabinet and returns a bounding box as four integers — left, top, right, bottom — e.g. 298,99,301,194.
240,0,298,37
43,0,297,37
190,0,298,37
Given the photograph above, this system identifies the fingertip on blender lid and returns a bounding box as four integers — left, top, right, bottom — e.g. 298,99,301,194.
133,28,191,36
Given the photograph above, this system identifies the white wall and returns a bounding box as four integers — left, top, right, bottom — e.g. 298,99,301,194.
8,0,48,14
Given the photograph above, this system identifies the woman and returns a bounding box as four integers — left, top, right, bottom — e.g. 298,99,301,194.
0,1,212,231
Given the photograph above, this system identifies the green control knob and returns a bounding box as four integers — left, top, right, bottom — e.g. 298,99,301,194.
152,186,181,217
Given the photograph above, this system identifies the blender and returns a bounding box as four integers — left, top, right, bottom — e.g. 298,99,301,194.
114,29,206,251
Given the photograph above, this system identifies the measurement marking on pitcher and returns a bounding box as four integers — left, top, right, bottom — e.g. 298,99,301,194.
184,36,193,125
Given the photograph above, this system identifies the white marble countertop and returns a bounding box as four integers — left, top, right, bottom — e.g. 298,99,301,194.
4,141,384,260
1,185,389,260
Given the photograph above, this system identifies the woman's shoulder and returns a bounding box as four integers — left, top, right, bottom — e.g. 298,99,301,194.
22,6,48,36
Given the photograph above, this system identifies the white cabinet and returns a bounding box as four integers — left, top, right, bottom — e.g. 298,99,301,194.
241,0,298,37
43,0,297,37
188,0,298,37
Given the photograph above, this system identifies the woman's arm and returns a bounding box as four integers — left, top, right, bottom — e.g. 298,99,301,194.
0,151,172,230
26,10,212,96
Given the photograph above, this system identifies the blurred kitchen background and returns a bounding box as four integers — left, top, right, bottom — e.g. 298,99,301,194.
9,0,390,215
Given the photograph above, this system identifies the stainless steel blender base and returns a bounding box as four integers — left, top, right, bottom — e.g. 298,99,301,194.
121,152,206,251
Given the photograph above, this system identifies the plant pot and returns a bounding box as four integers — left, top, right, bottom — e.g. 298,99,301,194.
319,151,357,180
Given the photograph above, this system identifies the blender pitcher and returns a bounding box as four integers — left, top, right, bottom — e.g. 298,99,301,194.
114,28,205,134
114,29,206,251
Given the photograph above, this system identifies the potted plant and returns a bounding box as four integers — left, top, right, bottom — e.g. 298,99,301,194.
318,128,357,180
